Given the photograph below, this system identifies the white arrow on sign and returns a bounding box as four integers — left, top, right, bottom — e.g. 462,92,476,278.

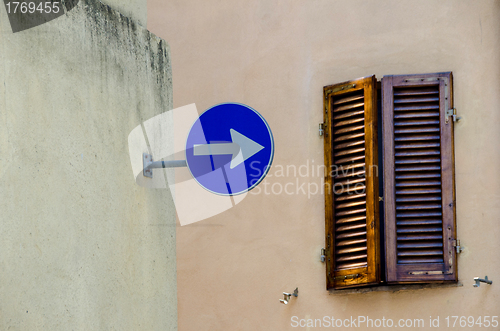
193,129,264,169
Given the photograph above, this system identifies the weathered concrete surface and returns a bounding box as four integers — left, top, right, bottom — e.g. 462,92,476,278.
0,0,176,330
104,0,147,26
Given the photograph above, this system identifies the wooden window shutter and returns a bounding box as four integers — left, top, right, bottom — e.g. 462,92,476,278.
382,72,457,283
323,75,380,290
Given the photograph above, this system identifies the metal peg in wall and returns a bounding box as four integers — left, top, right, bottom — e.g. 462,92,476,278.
473,276,492,287
280,288,298,305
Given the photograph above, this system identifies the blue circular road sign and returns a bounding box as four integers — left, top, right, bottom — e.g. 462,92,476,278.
185,103,274,196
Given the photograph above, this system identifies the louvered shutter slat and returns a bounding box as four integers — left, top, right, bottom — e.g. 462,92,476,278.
394,83,443,267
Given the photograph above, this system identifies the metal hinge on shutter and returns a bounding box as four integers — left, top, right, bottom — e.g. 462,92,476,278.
320,248,326,262
442,239,462,275
446,108,461,124
319,123,326,136
453,239,464,254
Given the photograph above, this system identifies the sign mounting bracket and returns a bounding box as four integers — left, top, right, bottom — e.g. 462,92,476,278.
143,153,187,178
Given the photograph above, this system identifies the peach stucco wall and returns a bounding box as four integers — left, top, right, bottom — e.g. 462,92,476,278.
148,1,500,330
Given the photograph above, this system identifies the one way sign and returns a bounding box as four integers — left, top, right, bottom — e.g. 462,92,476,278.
185,103,274,196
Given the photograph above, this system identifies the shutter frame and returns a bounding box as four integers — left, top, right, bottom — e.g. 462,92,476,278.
383,72,457,283
324,75,380,290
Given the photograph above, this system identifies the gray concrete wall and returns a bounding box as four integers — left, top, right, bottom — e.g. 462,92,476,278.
0,0,176,330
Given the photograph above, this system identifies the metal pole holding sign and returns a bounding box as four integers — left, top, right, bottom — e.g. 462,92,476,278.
143,153,187,178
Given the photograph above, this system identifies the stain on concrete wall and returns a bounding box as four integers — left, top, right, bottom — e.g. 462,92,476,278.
103,0,147,27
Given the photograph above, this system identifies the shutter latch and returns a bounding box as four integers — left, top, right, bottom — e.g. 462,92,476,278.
334,273,360,281
446,108,461,124
453,239,464,254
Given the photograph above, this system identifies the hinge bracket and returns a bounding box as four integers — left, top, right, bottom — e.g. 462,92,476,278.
453,239,464,254
320,248,326,262
319,123,326,136
446,108,461,124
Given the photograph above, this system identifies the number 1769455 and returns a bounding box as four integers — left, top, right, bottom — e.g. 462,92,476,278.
445,316,498,328
5,2,60,14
